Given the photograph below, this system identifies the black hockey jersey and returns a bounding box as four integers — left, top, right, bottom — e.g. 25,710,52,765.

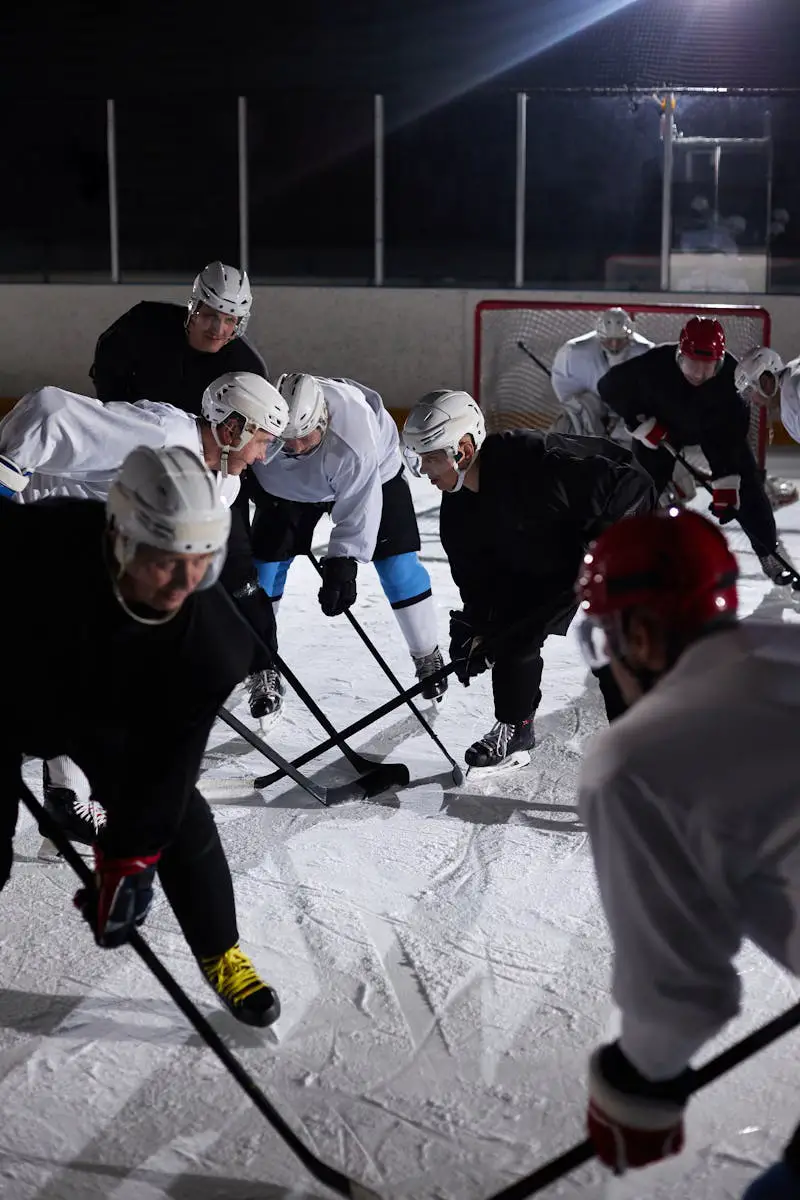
0,496,259,857
90,301,269,413
439,431,655,635
597,344,750,479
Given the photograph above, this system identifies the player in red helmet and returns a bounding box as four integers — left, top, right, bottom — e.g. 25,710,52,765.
597,316,793,585
575,508,800,1199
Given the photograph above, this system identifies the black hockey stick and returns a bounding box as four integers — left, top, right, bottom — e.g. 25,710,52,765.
217,706,405,806
517,340,553,378
307,552,464,786
662,440,800,591
485,995,800,1200
216,587,410,797
17,784,380,1200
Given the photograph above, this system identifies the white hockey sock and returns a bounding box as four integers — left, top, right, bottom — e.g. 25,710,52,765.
392,594,439,659
46,756,91,800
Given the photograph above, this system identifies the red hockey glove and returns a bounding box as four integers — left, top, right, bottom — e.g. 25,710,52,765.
631,417,669,450
74,847,161,948
587,1043,690,1174
710,474,741,524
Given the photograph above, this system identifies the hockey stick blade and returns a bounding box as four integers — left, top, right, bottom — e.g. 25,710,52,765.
217,708,406,806
18,785,382,1200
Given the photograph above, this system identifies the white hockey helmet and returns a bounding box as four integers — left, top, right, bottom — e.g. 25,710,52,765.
596,307,634,346
402,390,486,487
188,261,253,336
275,373,329,457
734,346,785,400
107,445,231,597
202,373,288,457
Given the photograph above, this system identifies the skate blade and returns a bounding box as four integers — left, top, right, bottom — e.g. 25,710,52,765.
465,749,531,780
256,708,283,735
37,837,93,863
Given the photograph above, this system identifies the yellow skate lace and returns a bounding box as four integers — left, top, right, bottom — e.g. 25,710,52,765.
200,945,267,1005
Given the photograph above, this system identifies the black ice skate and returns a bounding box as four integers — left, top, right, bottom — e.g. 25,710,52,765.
465,718,535,779
246,669,285,727
198,944,281,1028
412,647,448,703
39,763,106,860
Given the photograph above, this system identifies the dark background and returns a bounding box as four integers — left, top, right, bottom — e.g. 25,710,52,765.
1,0,798,286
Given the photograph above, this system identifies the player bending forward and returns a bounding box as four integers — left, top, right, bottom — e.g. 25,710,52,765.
735,346,799,511
0,447,279,1026
598,316,795,584
0,375,288,843
551,307,653,442
248,374,446,719
577,508,800,1198
401,390,656,776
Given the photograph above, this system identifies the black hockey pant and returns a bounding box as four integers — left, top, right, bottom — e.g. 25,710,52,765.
219,502,277,674
491,637,626,725
633,441,777,557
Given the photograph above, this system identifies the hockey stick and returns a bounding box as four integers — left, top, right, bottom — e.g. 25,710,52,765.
661,441,800,591
307,552,464,786
517,340,553,378
485,995,800,1200
16,783,380,1200
217,707,405,806
216,587,410,797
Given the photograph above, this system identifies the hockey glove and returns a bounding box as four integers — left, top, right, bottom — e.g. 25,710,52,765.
74,847,160,949
587,1042,691,1174
318,556,358,617
449,610,491,686
631,417,669,450
710,474,741,524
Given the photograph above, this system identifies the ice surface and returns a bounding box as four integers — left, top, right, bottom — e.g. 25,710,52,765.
3,456,800,1199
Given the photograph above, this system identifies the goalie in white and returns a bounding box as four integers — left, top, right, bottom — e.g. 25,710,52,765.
734,346,800,510
0,376,288,845
550,308,653,442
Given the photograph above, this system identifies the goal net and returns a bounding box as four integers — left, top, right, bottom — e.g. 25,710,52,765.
473,301,770,467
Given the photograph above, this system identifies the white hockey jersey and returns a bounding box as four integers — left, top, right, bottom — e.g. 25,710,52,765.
779,356,800,446
579,622,800,1081
0,386,240,507
551,330,654,403
251,377,402,562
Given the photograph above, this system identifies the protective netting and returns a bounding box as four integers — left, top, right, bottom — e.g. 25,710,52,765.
473,301,769,466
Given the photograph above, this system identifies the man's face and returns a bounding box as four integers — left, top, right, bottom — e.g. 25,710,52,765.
282,429,324,459
122,546,215,612
679,356,719,386
758,370,779,399
417,449,459,492
600,336,628,356
186,303,240,352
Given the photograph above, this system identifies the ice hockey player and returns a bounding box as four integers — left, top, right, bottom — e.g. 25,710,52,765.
90,262,268,410
551,307,653,441
248,373,447,717
0,374,288,838
598,316,794,584
576,507,800,1199
0,446,280,1026
401,390,656,775
734,345,800,501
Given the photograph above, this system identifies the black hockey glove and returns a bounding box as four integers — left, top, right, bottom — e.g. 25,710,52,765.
449,610,491,686
318,556,358,617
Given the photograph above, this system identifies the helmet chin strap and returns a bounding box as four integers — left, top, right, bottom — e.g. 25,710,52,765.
445,448,470,492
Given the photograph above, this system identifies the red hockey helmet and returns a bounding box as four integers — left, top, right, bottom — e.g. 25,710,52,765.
678,316,726,362
577,509,738,638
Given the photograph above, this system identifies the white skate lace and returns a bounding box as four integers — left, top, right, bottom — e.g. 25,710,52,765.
72,797,107,832
248,670,281,697
478,721,513,758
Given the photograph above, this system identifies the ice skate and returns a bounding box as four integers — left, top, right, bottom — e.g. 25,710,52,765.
38,763,106,860
412,647,448,704
759,540,798,588
198,943,281,1028
246,669,285,729
765,475,799,511
465,718,535,779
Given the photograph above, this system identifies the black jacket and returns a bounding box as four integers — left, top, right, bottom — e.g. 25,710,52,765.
1,497,258,857
90,301,269,412
440,431,656,636
597,344,751,479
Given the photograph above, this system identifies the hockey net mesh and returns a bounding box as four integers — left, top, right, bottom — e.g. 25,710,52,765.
474,301,769,467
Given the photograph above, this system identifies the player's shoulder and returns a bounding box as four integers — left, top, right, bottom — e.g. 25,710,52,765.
564,331,600,352
222,335,267,375
113,301,185,335
18,384,91,413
